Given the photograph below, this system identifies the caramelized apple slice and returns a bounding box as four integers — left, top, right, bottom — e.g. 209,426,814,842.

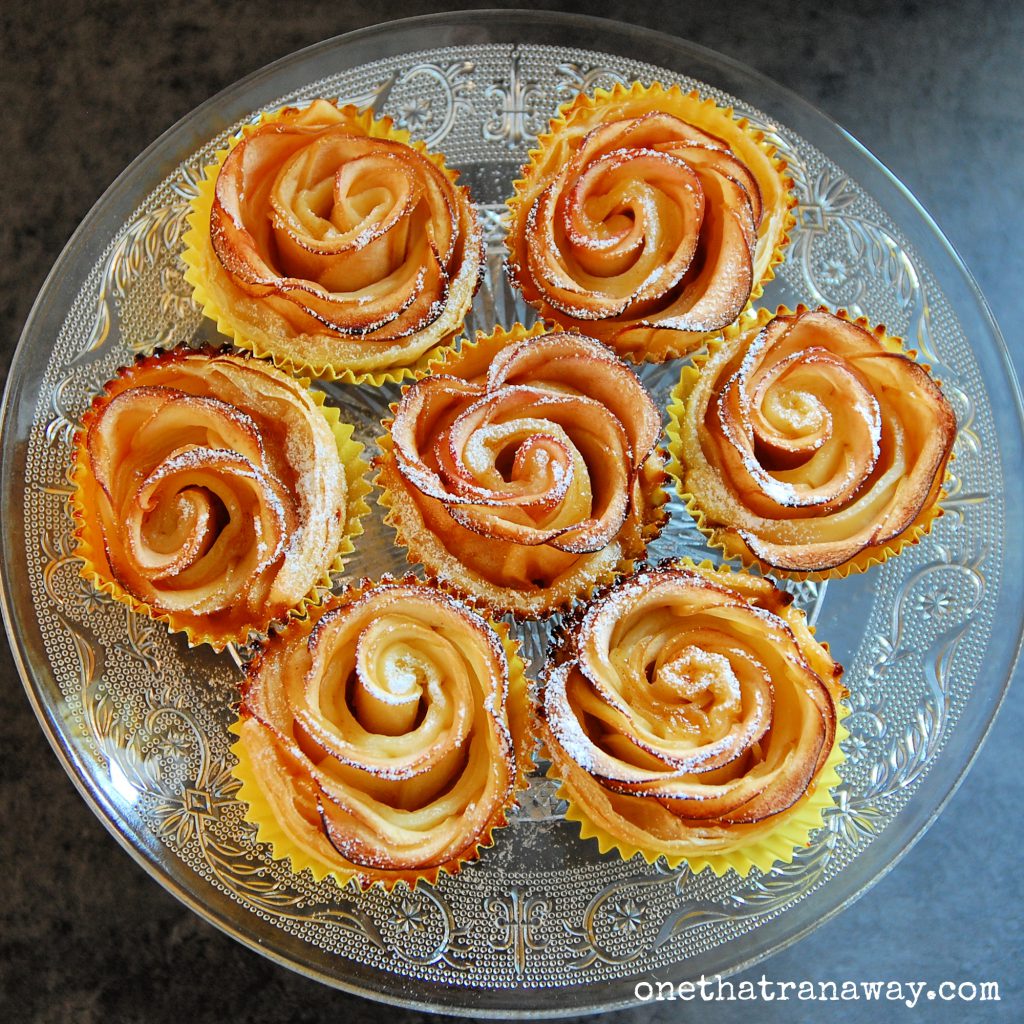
671,306,957,576
507,84,793,362
187,98,483,380
379,326,667,615
236,579,528,887
72,348,356,648
540,564,845,863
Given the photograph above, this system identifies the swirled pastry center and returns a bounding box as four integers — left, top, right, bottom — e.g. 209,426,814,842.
188,99,483,378
508,86,792,361
542,565,843,857
524,114,759,326
381,328,666,610
237,583,522,879
80,351,348,640
673,307,957,573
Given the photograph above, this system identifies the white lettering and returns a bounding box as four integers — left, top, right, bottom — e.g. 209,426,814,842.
634,982,652,1002
630,975,1000,1006
904,981,927,1008
979,981,1001,1001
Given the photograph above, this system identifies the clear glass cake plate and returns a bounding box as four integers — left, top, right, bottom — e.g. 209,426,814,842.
2,10,1021,1017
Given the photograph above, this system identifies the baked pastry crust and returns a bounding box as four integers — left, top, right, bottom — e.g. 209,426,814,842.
667,305,957,578
507,82,794,362
71,348,369,649
540,562,847,875
183,98,484,384
231,576,530,889
377,323,668,617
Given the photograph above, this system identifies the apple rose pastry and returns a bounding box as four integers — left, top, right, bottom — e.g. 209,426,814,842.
70,349,370,649
377,323,668,616
540,563,847,875
667,306,957,578
183,98,483,384
230,577,530,888
507,82,794,362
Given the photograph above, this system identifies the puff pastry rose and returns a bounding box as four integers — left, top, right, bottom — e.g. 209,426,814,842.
377,323,667,616
507,82,794,362
230,577,529,888
668,306,957,578
540,563,846,874
183,98,483,383
71,349,369,649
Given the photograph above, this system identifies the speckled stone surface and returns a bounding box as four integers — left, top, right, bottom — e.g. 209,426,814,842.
1,2,1021,1022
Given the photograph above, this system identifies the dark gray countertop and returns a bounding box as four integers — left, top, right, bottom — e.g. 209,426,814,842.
1,2,1021,1021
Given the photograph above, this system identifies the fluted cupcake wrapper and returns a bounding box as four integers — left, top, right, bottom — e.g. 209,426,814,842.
550,712,848,878
375,321,670,619
229,574,532,891
70,349,372,651
506,81,796,363
665,304,952,581
181,103,481,386
540,558,849,878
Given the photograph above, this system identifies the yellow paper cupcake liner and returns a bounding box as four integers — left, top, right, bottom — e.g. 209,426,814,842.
552,714,848,878
374,321,670,618
542,558,849,877
666,304,953,581
70,348,372,651
228,575,532,891
506,81,796,362
181,102,480,386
